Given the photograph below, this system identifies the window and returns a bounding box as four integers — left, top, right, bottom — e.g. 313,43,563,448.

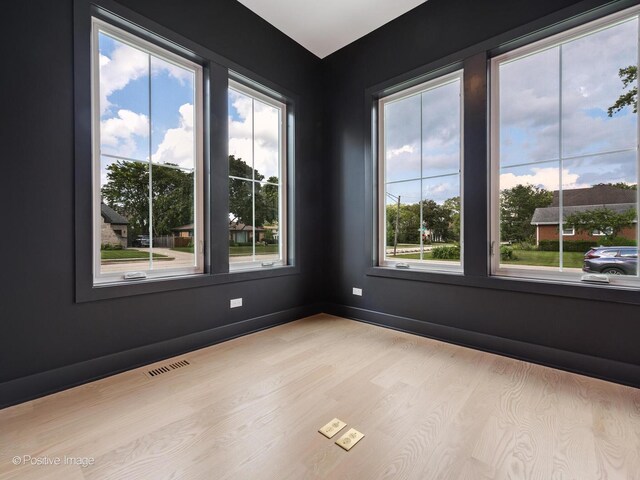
91,18,204,284
592,227,614,237
379,71,463,272
228,79,287,270
491,6,639,286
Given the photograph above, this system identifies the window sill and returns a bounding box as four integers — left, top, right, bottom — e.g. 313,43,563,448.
366,266,640,306
76,265,299,303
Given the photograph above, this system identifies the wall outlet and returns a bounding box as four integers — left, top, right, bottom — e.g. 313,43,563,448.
230,298,243,308
352,287,363,296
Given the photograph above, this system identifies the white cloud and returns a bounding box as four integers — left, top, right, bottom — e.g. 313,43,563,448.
500,167,587,191
387,144,415,159
99,45,148,115
229,93,280,179
100,109,149,158
153,103,195,168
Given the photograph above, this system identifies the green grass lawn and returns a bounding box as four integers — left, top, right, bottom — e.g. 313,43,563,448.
230,245,279,256
392,243,457,249
502,250,584,268
101,249,168,260
389,251,456,262
390,249,585,268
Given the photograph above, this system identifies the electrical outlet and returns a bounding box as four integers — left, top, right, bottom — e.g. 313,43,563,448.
352,287,363,296
230,298,243,308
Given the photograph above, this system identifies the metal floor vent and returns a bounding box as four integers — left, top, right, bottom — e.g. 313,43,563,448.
146,359,190,378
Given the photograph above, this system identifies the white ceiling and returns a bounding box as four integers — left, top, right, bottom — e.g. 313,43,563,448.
236,0,428,59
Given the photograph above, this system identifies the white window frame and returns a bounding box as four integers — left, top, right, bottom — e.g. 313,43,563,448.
562,227,575,236
91,18,205,285
378,70,464,273
490,5,640,288
228,79,287,272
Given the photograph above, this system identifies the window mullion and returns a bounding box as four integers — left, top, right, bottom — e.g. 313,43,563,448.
148,53,154,271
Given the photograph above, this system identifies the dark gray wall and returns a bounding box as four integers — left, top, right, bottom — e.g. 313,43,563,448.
323,0,640,385
0,0,325,406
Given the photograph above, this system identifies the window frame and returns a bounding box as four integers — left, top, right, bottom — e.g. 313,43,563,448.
489,5,640,288
227,78,288,272
377,70,464,273
90,17,205,285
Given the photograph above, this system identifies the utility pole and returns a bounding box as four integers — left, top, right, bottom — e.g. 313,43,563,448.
394,195,400,256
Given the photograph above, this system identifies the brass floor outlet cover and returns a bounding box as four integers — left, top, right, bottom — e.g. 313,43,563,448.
335,428,365,451
319,418,347,438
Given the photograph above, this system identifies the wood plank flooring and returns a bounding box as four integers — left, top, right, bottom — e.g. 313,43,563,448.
1,314,639,479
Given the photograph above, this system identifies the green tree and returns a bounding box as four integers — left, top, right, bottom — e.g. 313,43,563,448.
423,199,453,242
443,196,461,241
608,65,637,116
101,161,149,241
565,207,637,240
501,184,553,243
386,203,420,244
101,161,194,240
596,182,637,190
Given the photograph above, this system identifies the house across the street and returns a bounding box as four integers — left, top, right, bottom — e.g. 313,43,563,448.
100,202,128,248
229,221,265,243
531,185,637,244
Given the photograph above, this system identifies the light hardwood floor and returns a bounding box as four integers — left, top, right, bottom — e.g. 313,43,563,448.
1,314,639,479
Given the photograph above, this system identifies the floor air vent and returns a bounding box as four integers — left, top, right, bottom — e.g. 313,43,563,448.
146,359,190,378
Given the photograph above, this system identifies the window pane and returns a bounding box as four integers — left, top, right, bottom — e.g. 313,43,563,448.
561,152,638,271
150,164,196,271
499,47,559,167
422,80,461,178
500,162,559,270
561,18,638,157
229,178,256,265
150,56,196,169
422,175,461,266
229,88,254,179
253,100,280,180
256,181,280,262
384,94,421,183
100,158,151,274
98,32,150,162
385,181,422,261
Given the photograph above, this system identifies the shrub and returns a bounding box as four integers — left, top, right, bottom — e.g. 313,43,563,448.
101,243,123,250
600,236,637,247
431,245,460,260
500,245,517,260
538,240,596,252
514,241,535,251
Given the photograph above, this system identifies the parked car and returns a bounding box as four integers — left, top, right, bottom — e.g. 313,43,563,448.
583,246,638,275
133,235,150,247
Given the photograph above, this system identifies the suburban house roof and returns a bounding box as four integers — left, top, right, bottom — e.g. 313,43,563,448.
531,203,637,225
551,185,636,207
101,203,129,225
229,222,264,232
